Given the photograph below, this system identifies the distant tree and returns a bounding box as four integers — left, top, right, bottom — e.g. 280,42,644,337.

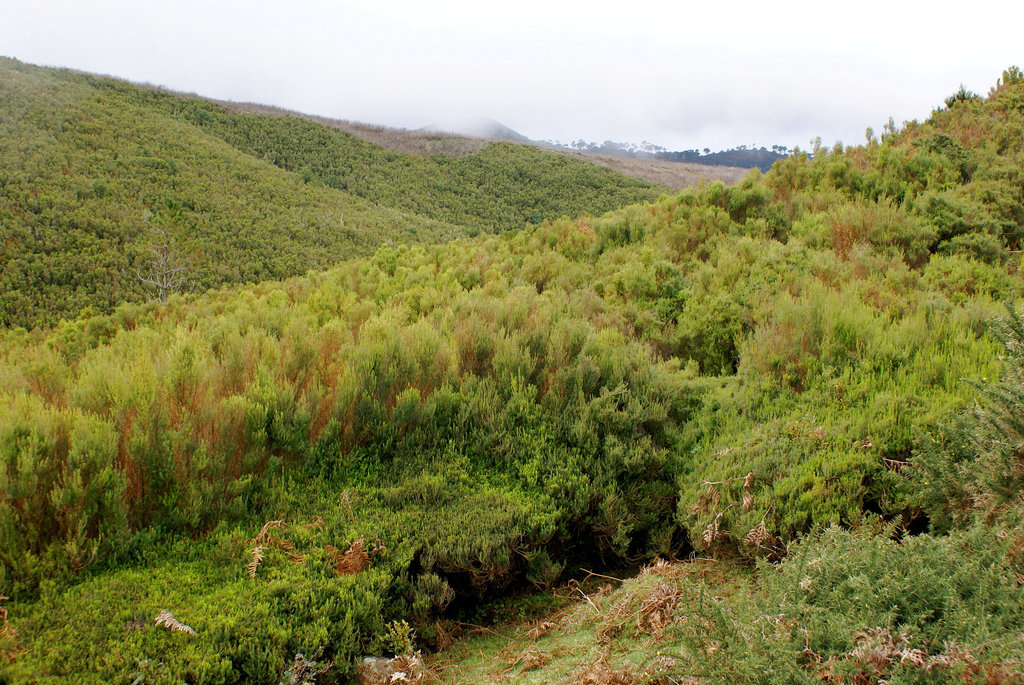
1001,66,1023,86
944,84,979,109
136,223,190,304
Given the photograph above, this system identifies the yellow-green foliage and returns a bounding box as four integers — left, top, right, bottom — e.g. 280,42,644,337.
3,69,1024,682
0,57,664,329
433,526,1024,685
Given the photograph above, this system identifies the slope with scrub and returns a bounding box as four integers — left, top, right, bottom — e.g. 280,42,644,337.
0,58,666,330
2,69,1024,682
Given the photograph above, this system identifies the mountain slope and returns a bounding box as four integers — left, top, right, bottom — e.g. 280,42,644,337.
169,100,666,231
0,58,462,329
215,101,751,188
0,58,666,329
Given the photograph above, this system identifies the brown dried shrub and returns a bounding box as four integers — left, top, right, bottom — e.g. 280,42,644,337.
637,583,681,636
817,628,1024,684
326,536,386,575
575,656,637,685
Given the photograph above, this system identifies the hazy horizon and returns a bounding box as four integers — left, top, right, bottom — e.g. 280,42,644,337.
2,1,1022,152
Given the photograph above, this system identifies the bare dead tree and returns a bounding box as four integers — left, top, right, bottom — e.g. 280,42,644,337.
136,225,190,303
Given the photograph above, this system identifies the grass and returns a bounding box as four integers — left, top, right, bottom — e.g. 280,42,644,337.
426,560,752,685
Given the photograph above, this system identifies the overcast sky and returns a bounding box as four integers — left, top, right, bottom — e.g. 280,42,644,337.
2,1,1022,151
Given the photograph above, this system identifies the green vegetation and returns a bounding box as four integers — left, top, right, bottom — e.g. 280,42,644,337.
3,67,1024,683
0,58,664,330
188,109,664,231
437,525,1024,684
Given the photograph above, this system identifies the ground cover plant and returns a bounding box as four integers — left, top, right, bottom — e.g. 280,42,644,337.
2,68,1024,682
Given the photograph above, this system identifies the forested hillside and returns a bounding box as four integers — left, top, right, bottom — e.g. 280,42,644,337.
3,68,1024,683
179,105,663,231
215,102,752,188
0,58,665,330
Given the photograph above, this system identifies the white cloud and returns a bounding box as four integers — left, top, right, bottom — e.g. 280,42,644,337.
1,1,1021,150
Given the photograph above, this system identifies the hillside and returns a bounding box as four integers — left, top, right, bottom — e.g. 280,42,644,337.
3,69,1024,683
215,102,751,188
0,59,462,330
552,148,750,187
0,58,666,330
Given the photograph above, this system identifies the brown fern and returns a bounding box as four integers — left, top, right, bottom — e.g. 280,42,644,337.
253,519,285,543
247,545,266,578
0,595,25,663
154,609,196,636
329,541,370,575
326,536,386,575
265,534,294,551
744,520,770,549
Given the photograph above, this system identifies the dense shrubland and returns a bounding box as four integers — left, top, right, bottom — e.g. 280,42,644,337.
3,69,1024,682
0,57,664,330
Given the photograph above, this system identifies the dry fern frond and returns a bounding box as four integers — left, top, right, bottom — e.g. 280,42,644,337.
247,545,266,578
702,515,722,545
253,519,285,543
692,486,721,515
154,609,196,636
637,583,681,636
742,491,754,511
525,620,558,642
744,520,770,549
575,655,637,685
701,518,718,545
336,540,370,575
434,620,458,650
305,515,326,531
387,653,425,683
326,537,385,575
641,558,673,576
815,628,1001,683
266,534,295,550
502,647,551,674
640,558,693,581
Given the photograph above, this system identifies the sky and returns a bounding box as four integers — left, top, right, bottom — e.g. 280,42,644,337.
2,0,1022,151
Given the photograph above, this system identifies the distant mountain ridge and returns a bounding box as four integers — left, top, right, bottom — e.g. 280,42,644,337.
551,138,792,172
414,118,792,173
